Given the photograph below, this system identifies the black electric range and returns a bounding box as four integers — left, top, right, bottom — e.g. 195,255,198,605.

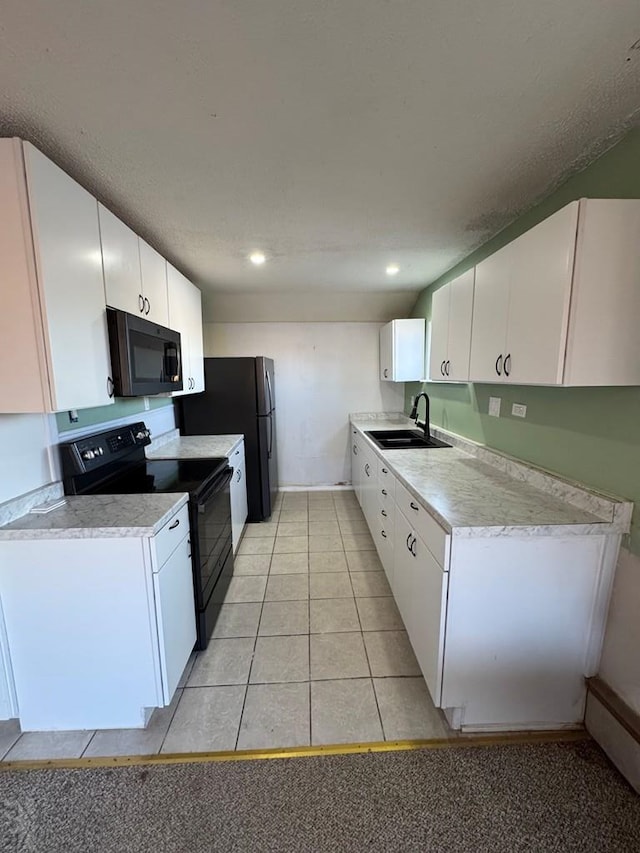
59,422,234,649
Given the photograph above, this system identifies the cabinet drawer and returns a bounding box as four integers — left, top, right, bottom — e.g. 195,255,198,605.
153,503,190,569
377,461,396,498
395,481,448,568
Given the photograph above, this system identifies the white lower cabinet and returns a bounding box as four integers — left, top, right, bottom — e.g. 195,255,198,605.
229,441,248,553
350,424,618,732
0,503,195,730
394,506,448,703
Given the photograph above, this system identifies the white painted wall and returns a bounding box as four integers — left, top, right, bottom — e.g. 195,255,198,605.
204,322,404,486
598,546,640,716
0,414,55,504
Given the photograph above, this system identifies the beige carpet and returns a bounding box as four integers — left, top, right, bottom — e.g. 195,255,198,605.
1,740,638,852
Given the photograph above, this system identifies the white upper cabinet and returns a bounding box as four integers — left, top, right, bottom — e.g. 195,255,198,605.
99,208,170,328
167,264,204,395
429,269,474,381
139,240,169,327
469,199,640,387
0,139,113,413
99,204,143,317
564,200,640,386
380,319,426,382
469,201,578,385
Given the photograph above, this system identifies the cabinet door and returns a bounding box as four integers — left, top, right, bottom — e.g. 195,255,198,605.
98,204,143,317
446,269,475,382
24,144,114,411
469,242,512,383
230,443,248,553
188,283,205,393
379,322,393,380
350,430,362,502
505,202,578,385
167,264,203,396
391,319,426,381
393,509,414,624
153,534,197,704
139,239,169,327
429,286,450,381
407,528,448,705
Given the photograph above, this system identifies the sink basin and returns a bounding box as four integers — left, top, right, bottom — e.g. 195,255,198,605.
365,429,452,450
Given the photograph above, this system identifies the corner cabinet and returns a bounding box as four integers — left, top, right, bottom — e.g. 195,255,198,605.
380,319,426,382
167,264,205,395
468,199,640,386
0,139,114,413
429,269,475,382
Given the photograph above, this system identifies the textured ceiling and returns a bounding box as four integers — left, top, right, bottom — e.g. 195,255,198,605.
1,1,639,309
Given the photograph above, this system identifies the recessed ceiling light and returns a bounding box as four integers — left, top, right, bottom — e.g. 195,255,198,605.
386,264,400,276
249,251,266,266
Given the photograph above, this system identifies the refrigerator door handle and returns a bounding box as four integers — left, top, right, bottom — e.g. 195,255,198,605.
267,412,273,459
266,369,273,415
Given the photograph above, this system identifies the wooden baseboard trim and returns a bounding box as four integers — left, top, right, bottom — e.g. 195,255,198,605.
0,729,589,773
587,676,640,745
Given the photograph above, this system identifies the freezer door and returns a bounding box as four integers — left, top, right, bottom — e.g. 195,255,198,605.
255,357,275,416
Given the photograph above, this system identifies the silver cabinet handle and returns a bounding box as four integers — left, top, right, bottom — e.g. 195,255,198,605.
504,353,511,377
410,501,419,511
169,518,180,530
445,360,450,376
144,297,151,315
381,530,387,539
406,533,413,551
235,449,240,456
138,294,144,313
365,463,370,477
381,509,387,517
107,376,114,398
383,368,389,378
353,445,358,455
381,489,387,496
496,354,503,376
381,468,388,474
236,470,242,482
441,360,445,376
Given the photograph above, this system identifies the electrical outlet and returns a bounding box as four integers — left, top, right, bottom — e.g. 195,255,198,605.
68,409,78,423
144,397,150,411
512,403,527,418
488,397,501,417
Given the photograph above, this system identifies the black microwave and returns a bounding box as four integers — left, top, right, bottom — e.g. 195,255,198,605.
106,308,183,397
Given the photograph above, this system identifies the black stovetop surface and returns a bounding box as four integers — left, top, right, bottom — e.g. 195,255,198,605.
83,457,229,497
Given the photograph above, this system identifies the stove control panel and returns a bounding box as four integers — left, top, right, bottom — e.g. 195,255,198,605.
59,421,153,478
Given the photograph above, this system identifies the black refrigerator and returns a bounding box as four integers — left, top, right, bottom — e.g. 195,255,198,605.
177,357,278,522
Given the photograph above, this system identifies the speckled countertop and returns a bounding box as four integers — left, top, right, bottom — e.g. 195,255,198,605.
0,493,188,540
350,415,631,537
146,434,244,460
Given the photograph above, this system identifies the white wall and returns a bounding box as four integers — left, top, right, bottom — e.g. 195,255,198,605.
204,322,404,486
0,414,55,504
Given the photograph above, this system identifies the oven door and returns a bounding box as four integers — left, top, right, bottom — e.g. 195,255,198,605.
192,467,234,613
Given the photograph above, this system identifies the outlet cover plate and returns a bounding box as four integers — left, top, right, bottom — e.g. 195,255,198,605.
488,397,501,417
512,403,527,418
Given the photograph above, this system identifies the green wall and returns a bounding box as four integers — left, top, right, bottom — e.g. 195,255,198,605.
56,397,173,433
407,128,640,555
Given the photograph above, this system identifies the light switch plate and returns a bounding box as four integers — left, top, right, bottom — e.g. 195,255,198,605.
512,403,527,418
488,397,501,417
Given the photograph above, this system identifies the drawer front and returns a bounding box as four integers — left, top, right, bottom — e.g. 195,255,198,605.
395,481,448,568
154,503,190,569
377,461,396,498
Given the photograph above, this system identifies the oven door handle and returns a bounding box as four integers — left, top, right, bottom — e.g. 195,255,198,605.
197,467,234,510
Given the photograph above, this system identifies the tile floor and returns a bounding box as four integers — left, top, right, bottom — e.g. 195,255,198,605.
0,490,456,761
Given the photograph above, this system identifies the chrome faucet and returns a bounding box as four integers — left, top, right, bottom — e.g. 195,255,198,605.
409,392,431,440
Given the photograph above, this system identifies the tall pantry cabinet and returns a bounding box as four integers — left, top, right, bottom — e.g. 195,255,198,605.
0,139,114,413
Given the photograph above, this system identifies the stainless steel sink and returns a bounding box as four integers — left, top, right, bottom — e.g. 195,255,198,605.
365,429,452,450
